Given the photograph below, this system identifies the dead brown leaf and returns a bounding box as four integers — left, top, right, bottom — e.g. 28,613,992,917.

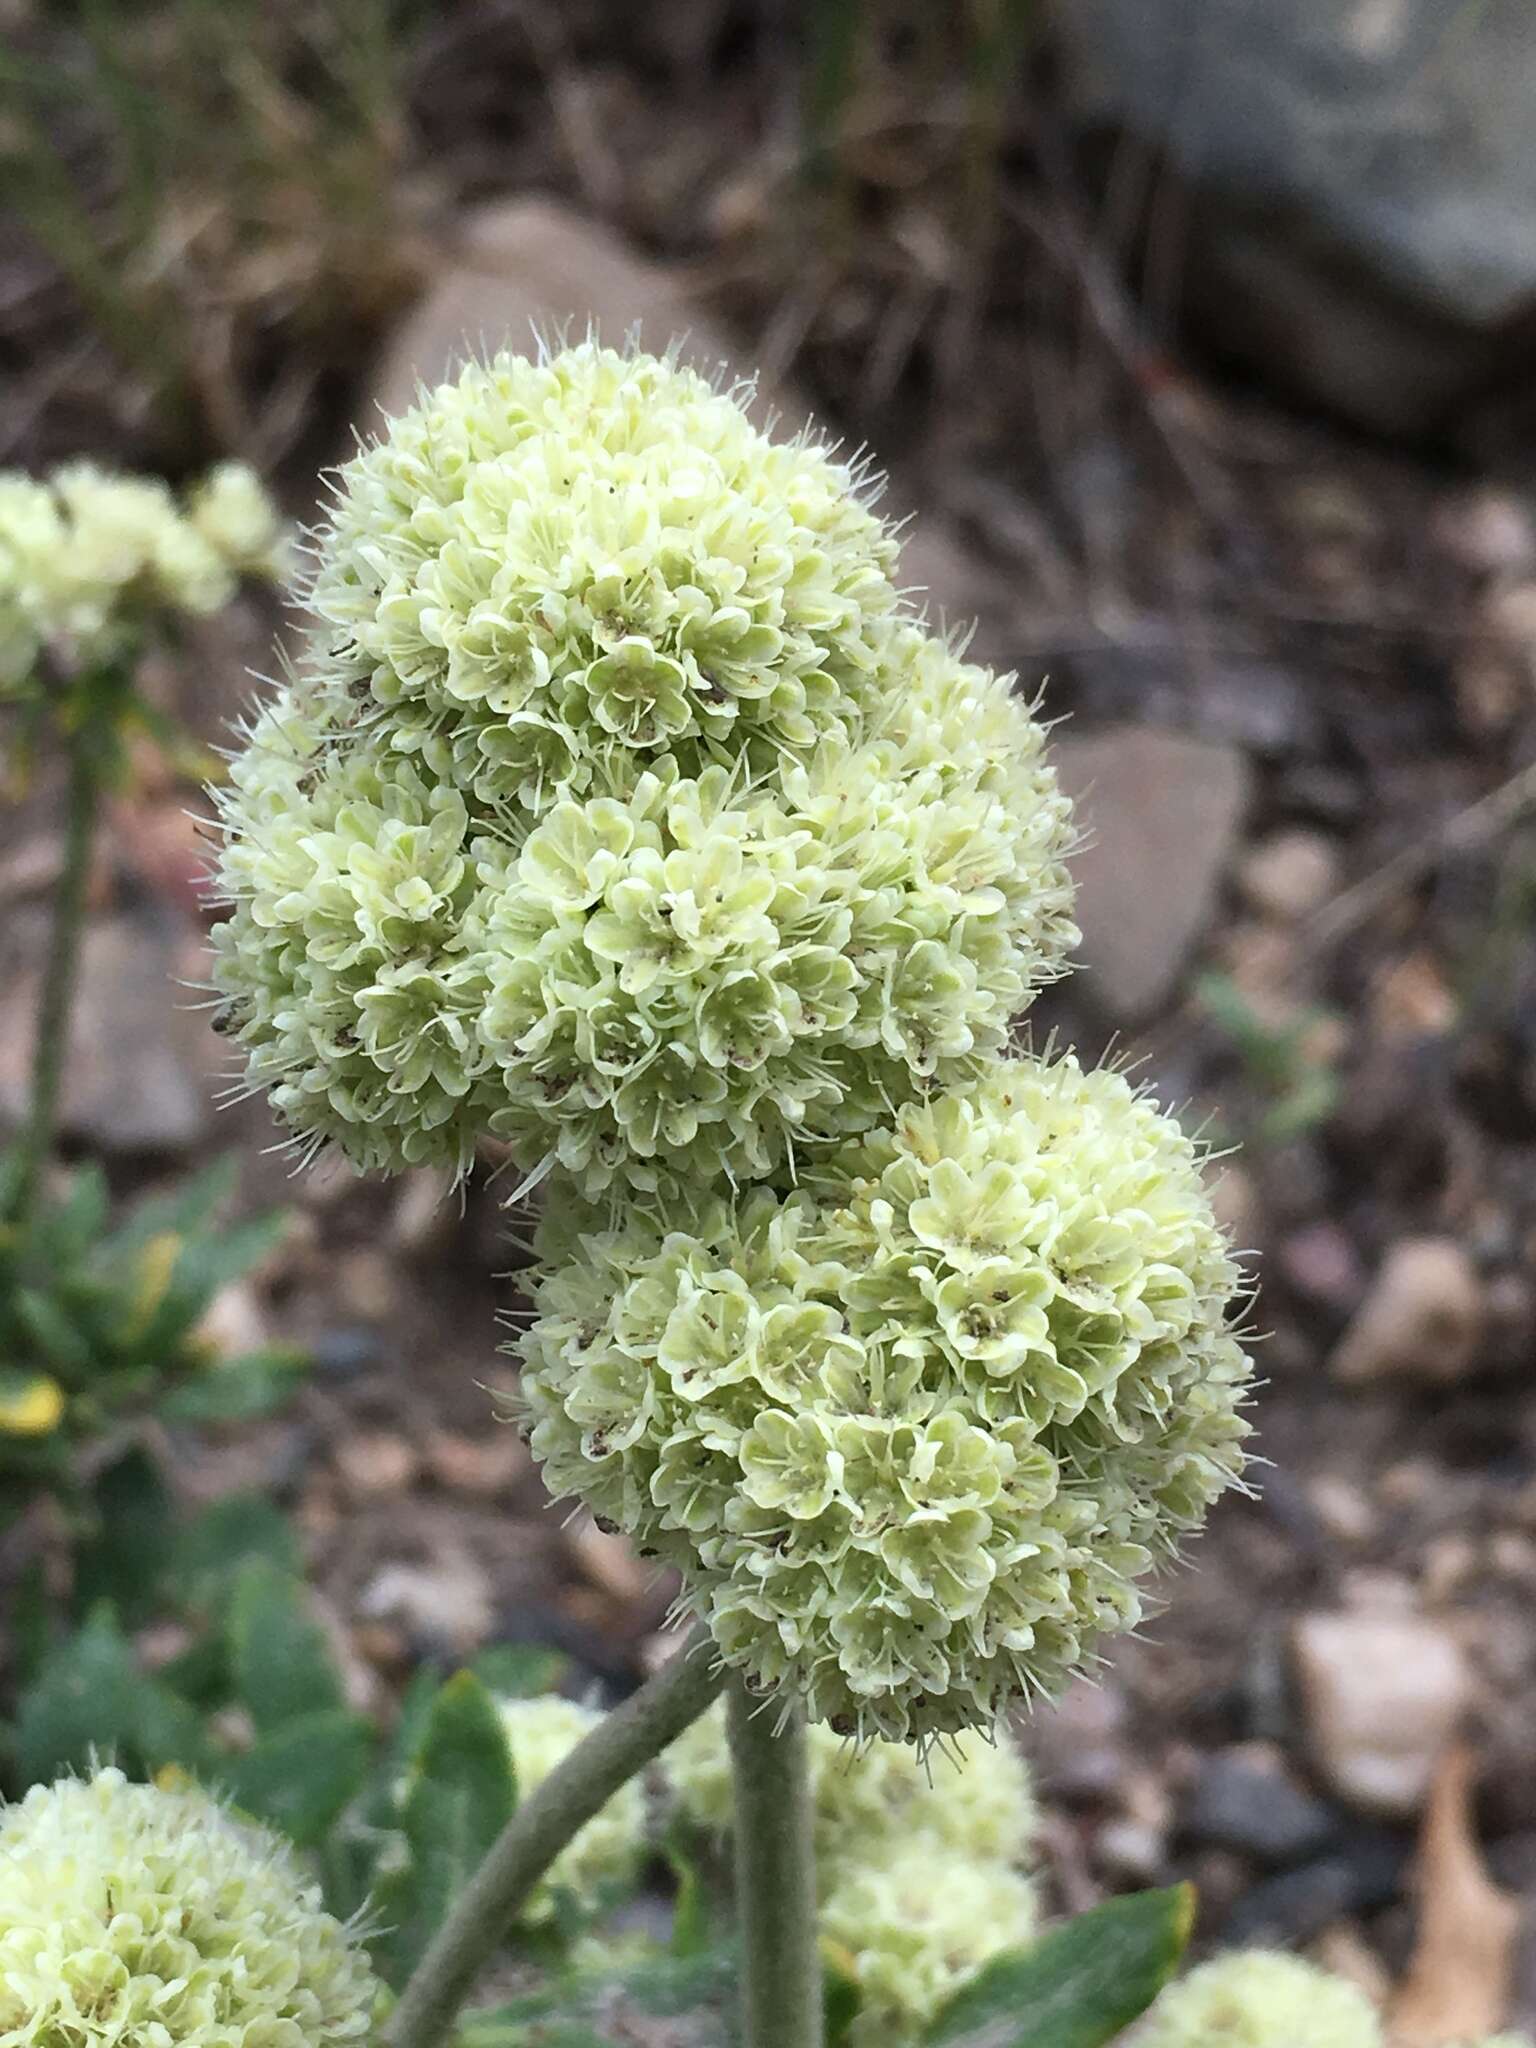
1389,1743,1520,2048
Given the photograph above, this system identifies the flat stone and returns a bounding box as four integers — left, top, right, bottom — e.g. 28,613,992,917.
1052,725,1252,1022
1292,1605,1473,1818
366,197,1004,647
1331,1237,1485,1386
0,912,215,1156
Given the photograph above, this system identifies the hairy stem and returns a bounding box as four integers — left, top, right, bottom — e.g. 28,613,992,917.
728,1677,824,2048
383,1623,725,2048
9,704,100,1226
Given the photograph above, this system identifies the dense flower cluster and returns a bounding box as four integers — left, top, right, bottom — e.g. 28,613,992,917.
666,1696,1034,1868
209,343,1076,1192
667,1700,1036,2042
522,1052,1251,1740
0,1767,378,2047
496,1694,646,1923
1135,1953,1379,2048
821,1847,1036,2046
1138,1953,1529,2048
0,460,286,692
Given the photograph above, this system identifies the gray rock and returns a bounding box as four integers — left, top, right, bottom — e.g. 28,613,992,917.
0,912,214,1156
1220,1827,1409,1945
1184,1744,1340,1867
1055,0,1536,435
1052,724,1251,1022
366,197,1005,647
1292,1601,1473,1817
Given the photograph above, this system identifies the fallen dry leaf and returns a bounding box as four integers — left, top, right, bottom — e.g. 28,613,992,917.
1389,1743,1520,2047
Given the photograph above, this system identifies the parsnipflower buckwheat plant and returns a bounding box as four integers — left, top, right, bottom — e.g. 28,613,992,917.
206,339,1254,2048
0,1767,380,2048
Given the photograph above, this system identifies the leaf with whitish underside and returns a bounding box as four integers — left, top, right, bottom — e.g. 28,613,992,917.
925,1885,1195,2048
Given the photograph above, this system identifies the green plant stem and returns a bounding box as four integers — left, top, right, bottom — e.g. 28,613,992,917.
383,1623,725,2048
728,1676,823,2048
10,704,100,1226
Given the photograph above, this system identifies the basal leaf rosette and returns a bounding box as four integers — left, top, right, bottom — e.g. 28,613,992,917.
519,1052,1252,1741
210,614,1076,1191
0,1767,379,2048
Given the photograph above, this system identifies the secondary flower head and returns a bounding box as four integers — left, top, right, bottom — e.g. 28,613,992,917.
821,1843,1037,2046
210,343,1077,1194
520,1049,1252,1741
0,461,287,694
1136,1952,1380,2048
0,1765,379,2047
497,1694,647,1924
666,1696,1035,1872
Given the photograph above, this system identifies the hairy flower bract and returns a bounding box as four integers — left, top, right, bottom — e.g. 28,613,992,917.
0,1766,379,2047
520,1050,1252,1740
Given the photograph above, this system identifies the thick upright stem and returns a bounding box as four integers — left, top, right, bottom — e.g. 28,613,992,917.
728,1677,823,2048
10,709,99,1226
384,1623,725,2048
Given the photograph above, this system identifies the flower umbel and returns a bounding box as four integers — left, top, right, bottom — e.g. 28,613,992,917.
520,1050,1252,1741
1135,1952,1381,2048
496,1694,647,1924
209,343,1077,1194
0,1766,379,2047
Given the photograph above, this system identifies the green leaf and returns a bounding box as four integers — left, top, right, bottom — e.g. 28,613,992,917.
372,1670,516,1986
74,1445,175,1624
219,1708,374,1847
228,1560,344,1734
458,1948,740,2047
468,1642,570,1702
159,1345,307,1423
13,1603,207,1784
925,1887,1195,2048
171,1491,299,1609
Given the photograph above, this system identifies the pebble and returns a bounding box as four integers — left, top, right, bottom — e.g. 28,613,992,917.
1221,1828,1410,1946
1292,1604,1473,1818
1238,830,1342,922
424,1428,529,1498
1184,1743,1340,1867
334,1431,419,1500
1331,1238,1485,1386
1278,1222,1366,1316
1027,1675,1131,1803
1434,488,1536,579
1051,725,1252,1023
357,1553,493,1656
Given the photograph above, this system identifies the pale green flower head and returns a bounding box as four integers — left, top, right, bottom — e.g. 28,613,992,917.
519,1049,1252,1741
0,1765,379,2048
497,1694,647,1924
821,1842,1037,2047
1136,1952,1380,2048
209,346,1077,1193
667,1696,1035,1875
0,460,286,695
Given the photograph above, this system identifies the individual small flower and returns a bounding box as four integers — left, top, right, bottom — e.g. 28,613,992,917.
0,1765,379,2046
208,342,1080,1194
821,1843,1037,2046
497,1694,647,1924
1135,1951,1380,2048
666,1697,1036,1874
520,1049,1251,1741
